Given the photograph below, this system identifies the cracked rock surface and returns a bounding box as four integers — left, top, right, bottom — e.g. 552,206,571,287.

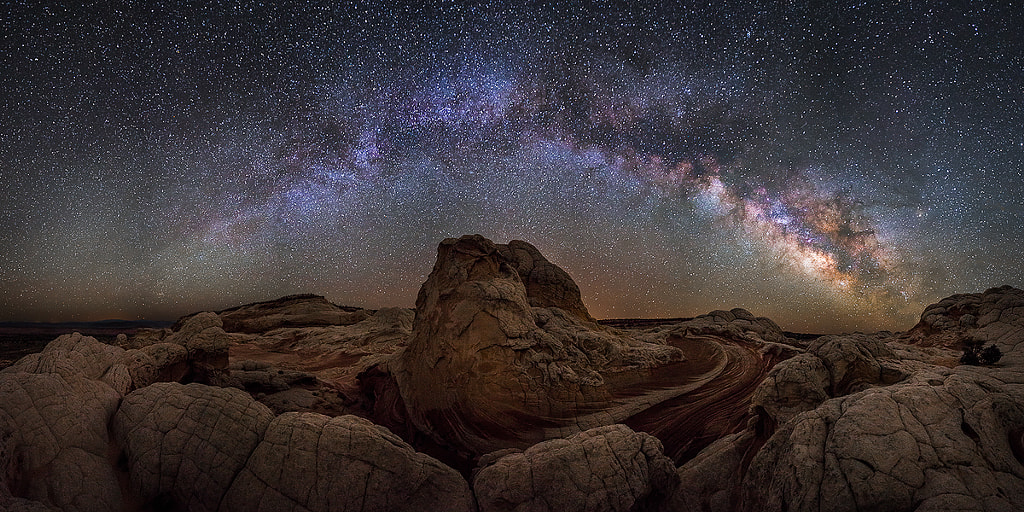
113,383,274,512
472,424,676,512
742,366,1024,512
223,412,474,512
678,285,1024,511
113,382,473,512
0,333,129,512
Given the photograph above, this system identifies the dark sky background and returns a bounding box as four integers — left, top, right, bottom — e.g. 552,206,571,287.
2,1,1022,332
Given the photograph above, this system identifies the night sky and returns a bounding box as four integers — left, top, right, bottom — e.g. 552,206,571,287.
2,2,1023,332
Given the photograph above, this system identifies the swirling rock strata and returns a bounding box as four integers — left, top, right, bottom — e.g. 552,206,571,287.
392,235,684,455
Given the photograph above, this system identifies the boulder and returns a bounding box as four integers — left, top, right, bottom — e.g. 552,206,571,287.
751,333,908,427
139,342,189,383
113,383,275,512
740,366,1024,511
906,286,1024,365
677,309,786,344
165,311,224,346
0,334,127,512
473,424,677,512
222,412,474,512
113,382,474,512
2,332,125,380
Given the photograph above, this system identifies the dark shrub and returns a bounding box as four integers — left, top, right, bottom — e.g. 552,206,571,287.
961,342,1002,366
980,345,1003,365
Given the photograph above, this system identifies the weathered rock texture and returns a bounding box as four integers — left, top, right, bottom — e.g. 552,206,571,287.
0,372,121,512
213,294,368,333
473,424,676,512
392,235,686,455
5,236,1024,512
223,412,474,512
674,285,1024,512
114,382,474,512
113,383,275,511
742,367,1024,512
496,240,596,322
0,333,145,512
907,285,1024,363
0,330,254,512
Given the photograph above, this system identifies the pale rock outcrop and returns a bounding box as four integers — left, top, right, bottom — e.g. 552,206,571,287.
213,294,369,333
0,333,210,512
677,308,786,345
113,382,276,512
233,306,414,387
472,424,676,512
122,312,232,383
497,240,595,322
165,312,231,370
0,334,126,512
165,311,224,346
751,333,907,426
3,331,124,380
907,286,1024,365
114,382,474,512
222,412,474,512
392,235,683,455
140,342,189,383
668,287,1024,511
740,366,1024,512
0,374,122,512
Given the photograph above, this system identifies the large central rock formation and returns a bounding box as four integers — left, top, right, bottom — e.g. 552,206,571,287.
392,235,683,455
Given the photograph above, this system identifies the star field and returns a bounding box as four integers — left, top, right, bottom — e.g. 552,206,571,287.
2,1,1023,332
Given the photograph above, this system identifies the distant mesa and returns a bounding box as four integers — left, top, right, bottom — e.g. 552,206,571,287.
3,234,1024,511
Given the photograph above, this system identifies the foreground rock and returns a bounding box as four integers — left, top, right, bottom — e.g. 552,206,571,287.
674,285,1024,511
473,424,676,512
0,372,121,512
742,366,1024,511
114,382,474,512
0,333,140,512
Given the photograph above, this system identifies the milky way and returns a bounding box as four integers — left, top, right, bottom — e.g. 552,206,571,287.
2,2,1023,332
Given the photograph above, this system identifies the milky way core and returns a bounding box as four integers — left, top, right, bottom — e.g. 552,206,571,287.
2,2,1023,332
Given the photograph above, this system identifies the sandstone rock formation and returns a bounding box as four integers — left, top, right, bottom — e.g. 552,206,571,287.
473,424,676,512
114,382,474,512
212,294,369,334
673,285,1024,512
496,239,595,322
907,285,1024,365
392,234,686,455
742,366,1024,512
4,236,1024,512
0,333,139,512
223,412,474,512
0,372,121,512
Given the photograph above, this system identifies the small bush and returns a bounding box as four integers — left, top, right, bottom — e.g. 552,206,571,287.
980,345,1003,365
961,342,1002,366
